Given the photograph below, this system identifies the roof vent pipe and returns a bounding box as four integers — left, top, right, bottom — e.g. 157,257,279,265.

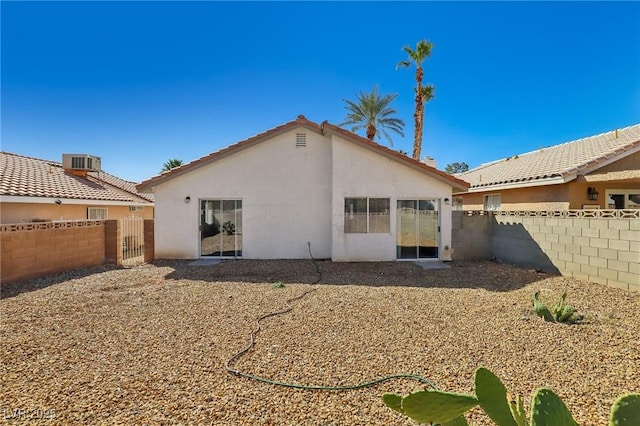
615,129,618,138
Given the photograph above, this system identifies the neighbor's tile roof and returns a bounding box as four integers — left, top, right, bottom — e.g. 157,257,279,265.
0,152,154,203
459,124,640,190
137,115,469,192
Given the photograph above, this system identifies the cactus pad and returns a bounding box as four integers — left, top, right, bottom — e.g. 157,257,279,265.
382,393,403,413
530,388,578,426
534,291,555,322
474,367,518,426
391,389,478,424
609,393,640,426
509,394,528,426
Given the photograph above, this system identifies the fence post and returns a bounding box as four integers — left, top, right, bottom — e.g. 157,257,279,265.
144,219,154,263
105,220,122,266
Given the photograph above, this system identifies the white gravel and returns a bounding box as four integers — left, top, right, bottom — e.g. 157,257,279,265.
1,260,639,425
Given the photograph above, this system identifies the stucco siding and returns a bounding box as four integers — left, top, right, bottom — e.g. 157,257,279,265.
460,185,571,211
153,129,332,259
330,135,454,261
1,203,152,224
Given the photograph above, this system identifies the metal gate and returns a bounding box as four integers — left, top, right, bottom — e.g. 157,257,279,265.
122,216,145,266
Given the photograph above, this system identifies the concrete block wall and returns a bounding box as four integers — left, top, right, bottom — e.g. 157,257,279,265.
105,220,122,266
452,211,640,292
1,221,106,284
492,215,639,291
144,219,154,263
451,211,491,261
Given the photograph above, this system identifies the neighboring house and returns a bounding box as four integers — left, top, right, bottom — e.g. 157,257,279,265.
137,115,469,261
0,152,154,223
455,124,640,211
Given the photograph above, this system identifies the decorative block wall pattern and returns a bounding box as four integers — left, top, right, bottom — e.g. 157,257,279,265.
1,219,155,284
1,220,106,284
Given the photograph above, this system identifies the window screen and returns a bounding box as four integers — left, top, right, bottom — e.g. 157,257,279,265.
344,197,390,233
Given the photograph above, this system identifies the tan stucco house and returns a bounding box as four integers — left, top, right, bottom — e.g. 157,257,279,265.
455,124,640,211
137,115,469,261
0,152,154,223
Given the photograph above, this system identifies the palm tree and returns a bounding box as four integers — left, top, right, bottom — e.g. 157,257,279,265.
397,40,435,161
161,158,183,172
341,85,405,145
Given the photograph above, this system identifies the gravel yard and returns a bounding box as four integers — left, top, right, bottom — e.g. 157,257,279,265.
1,260,639,425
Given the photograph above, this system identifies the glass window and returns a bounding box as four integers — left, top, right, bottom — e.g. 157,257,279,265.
452,197,464,211
87,207,108,220
484,194,501,211
344,198,367,233
369,198,390,233
344,197,390,233
607,191,640,209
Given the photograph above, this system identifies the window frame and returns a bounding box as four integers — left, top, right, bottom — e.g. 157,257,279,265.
87,207,108,220
605,189,640,209
344,197,390,234
483,194,501,211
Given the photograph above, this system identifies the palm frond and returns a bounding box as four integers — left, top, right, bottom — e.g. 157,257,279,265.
399,39,434,67
340,85,405,145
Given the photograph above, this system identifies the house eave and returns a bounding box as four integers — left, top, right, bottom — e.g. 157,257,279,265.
457,175,573,194
576,142,640,176
0,195,154,206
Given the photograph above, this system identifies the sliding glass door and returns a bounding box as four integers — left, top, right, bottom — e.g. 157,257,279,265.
200,199,242,257
396,199,439,259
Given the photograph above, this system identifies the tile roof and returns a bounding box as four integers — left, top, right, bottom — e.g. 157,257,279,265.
459,124,640,190
137,115,470,192
0,152,154,203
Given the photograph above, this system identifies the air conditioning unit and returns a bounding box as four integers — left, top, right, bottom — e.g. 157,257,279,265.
62,154,102,172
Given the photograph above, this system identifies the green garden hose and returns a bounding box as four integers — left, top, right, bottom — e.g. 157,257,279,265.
224,246,438,392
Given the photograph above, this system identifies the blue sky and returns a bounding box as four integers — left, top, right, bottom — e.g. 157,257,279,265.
2,1,639,183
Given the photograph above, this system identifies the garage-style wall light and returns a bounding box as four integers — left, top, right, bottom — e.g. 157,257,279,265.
184,196,191,203
587,187,599,201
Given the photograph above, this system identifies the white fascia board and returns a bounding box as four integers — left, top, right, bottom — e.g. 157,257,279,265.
464,175,573,193
0,195,153,206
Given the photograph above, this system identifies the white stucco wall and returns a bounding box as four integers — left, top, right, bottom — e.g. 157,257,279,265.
151,125,455,261
153,127,332,259
330,135,454,261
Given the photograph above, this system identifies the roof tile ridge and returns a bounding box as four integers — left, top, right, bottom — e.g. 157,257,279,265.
1,151,63,166
89,170,153,201
500,123,640,159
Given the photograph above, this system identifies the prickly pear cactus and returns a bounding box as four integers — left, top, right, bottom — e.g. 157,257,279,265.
530,388,579,426
474,367,519,426
509,394,528,426
534,291,555,322
382,389,478,424
609,393,640,426
382,393,403,413
534,291,580,324
442,415,470,425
